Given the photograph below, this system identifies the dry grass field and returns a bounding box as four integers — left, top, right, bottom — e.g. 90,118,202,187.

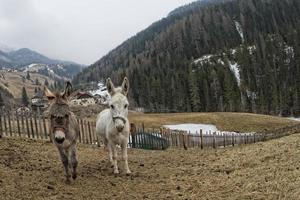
0,70,54,98
1,133,300,200
129,112,298,133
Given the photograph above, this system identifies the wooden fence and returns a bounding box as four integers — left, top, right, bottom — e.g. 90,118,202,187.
1,110,299,150
0,111,98,145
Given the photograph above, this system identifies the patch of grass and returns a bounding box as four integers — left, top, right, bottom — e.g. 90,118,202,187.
129,112,299,133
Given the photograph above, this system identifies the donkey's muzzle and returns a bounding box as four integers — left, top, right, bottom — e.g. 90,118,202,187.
55,137,65,144
116,125,124,132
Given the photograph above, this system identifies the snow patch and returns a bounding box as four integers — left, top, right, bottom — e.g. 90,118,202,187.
89,82,110,104
229,61,240,86
234,21,244,43
287,117,300,122
194,54,213,64
163,123,253,136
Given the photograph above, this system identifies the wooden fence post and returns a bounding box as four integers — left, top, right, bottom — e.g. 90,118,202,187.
43,116,48,139
34,113,39,139
30,114,35,139
37,107,43,139
88,121,92,144
16,111,21,137
213,132,216,149
3,112,7,136
8,112,12,137
200,129,203,149
0,114,2,138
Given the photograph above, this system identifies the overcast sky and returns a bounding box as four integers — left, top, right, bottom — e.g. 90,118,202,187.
0,0,195,65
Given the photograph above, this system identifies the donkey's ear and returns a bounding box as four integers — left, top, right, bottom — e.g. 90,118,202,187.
44,86,55,101
62,81,73,99
121,77,129,96
106,78,115,95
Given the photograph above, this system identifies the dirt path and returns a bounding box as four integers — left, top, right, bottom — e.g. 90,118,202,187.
1,135,300,200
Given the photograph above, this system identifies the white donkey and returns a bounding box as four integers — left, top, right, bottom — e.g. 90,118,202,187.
96,77,131,175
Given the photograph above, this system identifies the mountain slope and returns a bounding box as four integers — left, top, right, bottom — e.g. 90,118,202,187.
74,0,300,116
0,47,84,79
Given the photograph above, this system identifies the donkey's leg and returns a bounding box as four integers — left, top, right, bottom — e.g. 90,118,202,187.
111,144,119,174
107,143,114,167
121,141,131,175
70,146,78,180
58,148,71,183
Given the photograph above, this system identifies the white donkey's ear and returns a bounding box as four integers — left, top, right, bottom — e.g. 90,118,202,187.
44,86,55,101
106,78,115,95
121,77,129,96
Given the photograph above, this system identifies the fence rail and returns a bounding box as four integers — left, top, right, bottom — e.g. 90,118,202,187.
1,111,300,150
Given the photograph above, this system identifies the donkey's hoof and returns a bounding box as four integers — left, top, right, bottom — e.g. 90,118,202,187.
126,170,132,175
65,179,71,184
72,173,77,180
113,169,119,174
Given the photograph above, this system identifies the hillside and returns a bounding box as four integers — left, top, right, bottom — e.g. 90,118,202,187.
0,47,84,80
0,70,55,99
74,0,300,117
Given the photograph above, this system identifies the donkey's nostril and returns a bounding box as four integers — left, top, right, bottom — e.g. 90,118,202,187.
55,137,65,144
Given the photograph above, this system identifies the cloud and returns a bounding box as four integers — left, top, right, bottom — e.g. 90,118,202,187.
0,0,194,64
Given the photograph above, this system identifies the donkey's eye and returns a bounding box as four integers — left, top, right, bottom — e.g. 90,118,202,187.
124,104,128,109
110,105,114,109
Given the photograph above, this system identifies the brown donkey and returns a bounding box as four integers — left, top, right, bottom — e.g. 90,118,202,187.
44,82,79,184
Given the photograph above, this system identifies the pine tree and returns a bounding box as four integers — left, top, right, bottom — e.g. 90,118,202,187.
188,65,201,111
21,87,29,106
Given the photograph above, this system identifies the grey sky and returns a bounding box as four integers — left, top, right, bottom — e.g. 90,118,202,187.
0,0,195,65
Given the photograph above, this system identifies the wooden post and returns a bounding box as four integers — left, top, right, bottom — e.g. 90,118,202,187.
43,116,48,139
30,114,34,139
8,112,12,137
77,119,82,143
0,114,2,138
3,113,7,137
213,132,216,149
88,121,92,144
16,111,21,137
37,107,43,139
200,129,203,149
25,113,30,138
80,119,85,143
34,113,39,139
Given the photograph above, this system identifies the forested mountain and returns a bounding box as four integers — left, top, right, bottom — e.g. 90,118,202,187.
73,0,300,116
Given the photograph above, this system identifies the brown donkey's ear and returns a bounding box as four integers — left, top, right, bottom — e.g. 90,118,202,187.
62,81,73,99
106,78,115,96
44,86,55,101
121,77,129,96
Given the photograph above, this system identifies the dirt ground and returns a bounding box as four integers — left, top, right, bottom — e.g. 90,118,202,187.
1,134,300,200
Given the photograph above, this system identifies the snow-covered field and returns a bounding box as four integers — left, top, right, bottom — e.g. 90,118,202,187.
164,123,253,135
288,117,300,122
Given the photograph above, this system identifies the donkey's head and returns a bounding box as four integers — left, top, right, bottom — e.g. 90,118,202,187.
44,82,73,144
106,77,129,132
